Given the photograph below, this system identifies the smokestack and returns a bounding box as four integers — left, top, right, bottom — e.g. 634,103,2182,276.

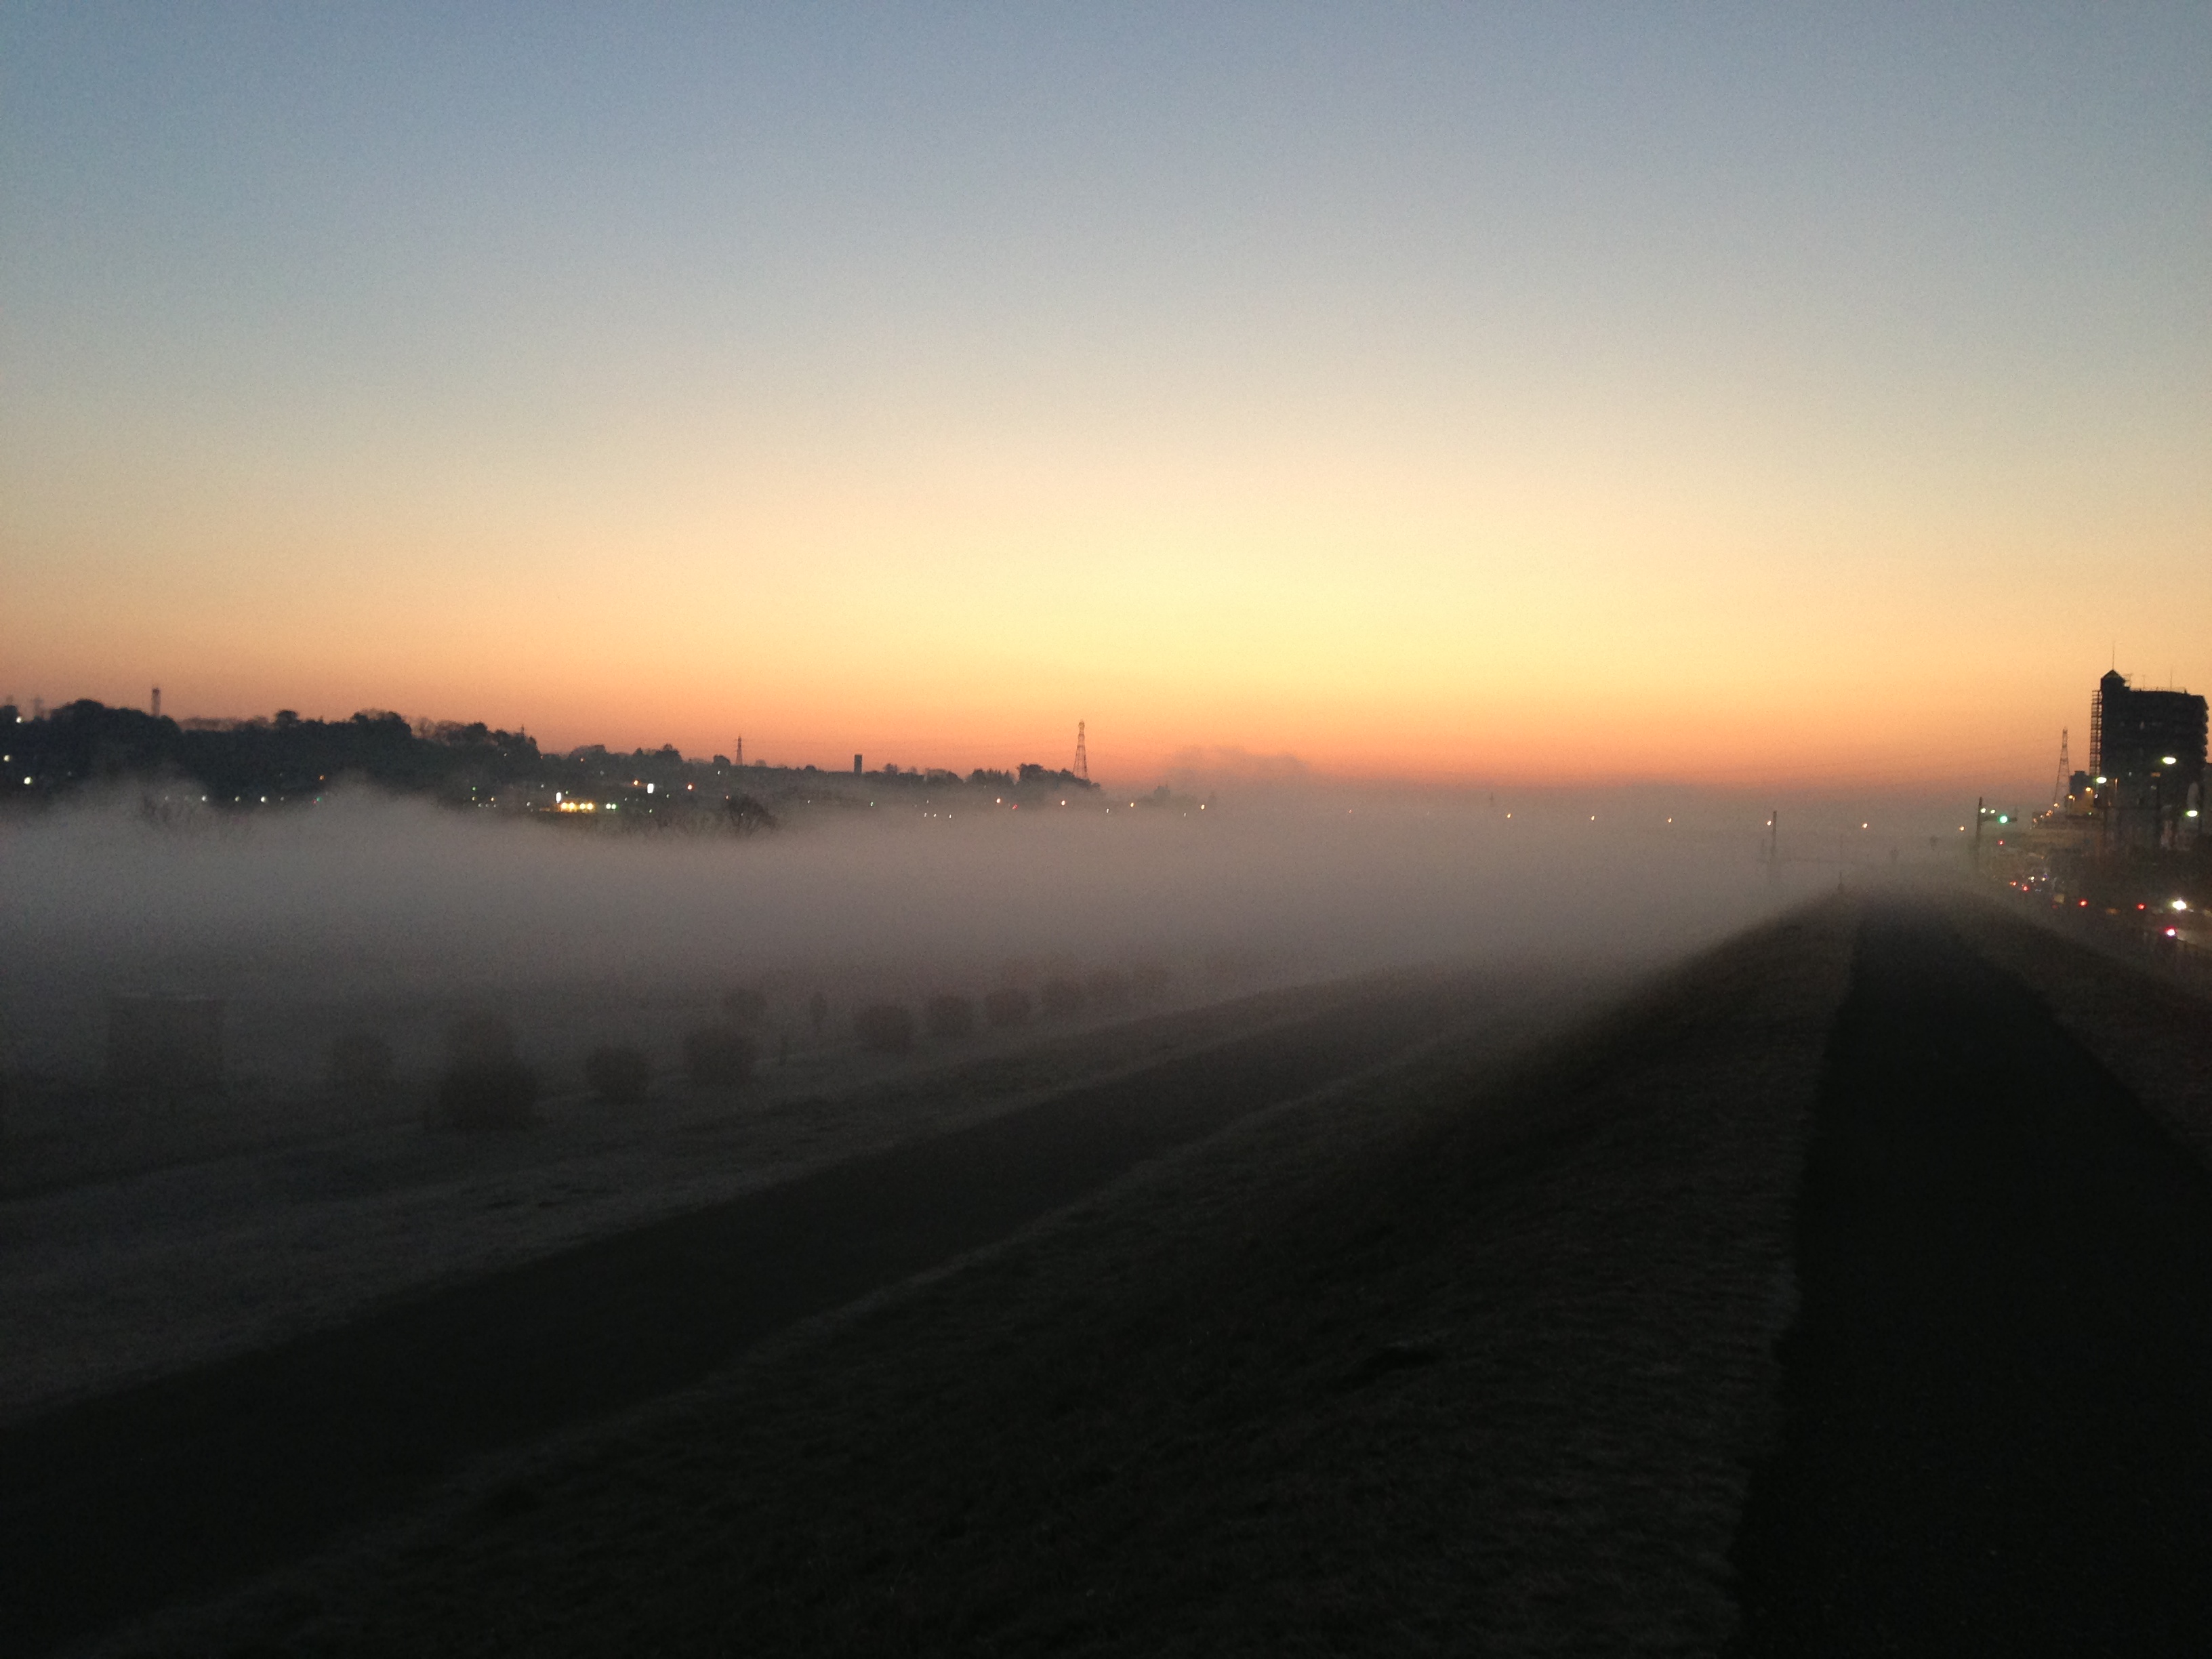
151,686,161,718
854,753,863,776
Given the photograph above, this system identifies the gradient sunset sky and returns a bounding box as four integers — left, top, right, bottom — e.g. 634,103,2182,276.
4,5,2206,786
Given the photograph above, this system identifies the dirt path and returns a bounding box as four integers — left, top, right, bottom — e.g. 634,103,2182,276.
0,968,1489,1657
1730,904,2212,1655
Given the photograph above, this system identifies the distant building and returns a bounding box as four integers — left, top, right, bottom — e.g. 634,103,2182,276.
854,752,863,776
2090,670,2205,844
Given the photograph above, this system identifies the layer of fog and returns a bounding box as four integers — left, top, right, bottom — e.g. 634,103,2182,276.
0,781,1963,1084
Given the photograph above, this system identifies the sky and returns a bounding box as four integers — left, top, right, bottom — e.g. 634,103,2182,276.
3,3,2207,788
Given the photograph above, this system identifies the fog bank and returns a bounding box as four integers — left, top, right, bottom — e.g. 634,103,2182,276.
0,783,1934,1082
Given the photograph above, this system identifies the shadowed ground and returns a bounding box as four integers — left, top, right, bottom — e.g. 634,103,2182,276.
91,905,1855,1657
1730,903,2212,1655
0,970,1492,1656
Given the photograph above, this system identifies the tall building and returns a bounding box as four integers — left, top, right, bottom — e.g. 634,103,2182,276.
2090,670,2205,838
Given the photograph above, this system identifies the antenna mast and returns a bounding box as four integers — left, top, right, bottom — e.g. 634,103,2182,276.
1073,720,1088,782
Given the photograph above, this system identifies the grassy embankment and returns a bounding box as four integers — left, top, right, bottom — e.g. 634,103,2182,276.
115,900,1856,1657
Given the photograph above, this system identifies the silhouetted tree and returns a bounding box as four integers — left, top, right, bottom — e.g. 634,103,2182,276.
432,1060,537,1129
853,1002,916,1054
683,1024,756,1088
726,794,778,834
924,994,975,1039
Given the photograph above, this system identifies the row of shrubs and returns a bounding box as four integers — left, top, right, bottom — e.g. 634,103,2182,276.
328,1015,759,1130
848,964,1172,1055
335,961,1173,1128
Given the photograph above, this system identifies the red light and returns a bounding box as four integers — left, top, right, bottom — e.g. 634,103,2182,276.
2079,900,2088,907
2139,903,2148,910
2167,928,2179,937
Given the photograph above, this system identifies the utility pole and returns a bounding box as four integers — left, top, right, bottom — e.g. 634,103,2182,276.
1074,721,1089,783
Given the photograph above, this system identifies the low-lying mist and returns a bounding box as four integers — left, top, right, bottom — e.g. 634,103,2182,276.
0,781,1943,1086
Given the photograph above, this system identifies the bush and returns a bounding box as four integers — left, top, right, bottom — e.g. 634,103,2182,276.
854,1002,916,1054
683,1024,756,1087
1084,969,1132,1013
433,1059,538,1129
720,987,769,1026
329,1031,394,1089
583,1044,651,1104
1040,977,1086,1018
924,994,975,1040
983,986,1031,1028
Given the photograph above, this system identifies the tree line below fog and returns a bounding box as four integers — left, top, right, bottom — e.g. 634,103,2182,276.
1,699,1103,812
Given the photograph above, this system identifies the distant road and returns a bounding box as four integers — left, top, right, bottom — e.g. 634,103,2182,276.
0,968,1492,1656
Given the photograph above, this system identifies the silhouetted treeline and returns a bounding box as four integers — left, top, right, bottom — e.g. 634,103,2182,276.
0,698,1108,814
3,701,548,805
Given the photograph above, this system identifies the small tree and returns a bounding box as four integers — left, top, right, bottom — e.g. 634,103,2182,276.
854,1002,916,1054
983,986,1031,1028
429,1010,535,1128
583,1044,651,1104
924,994,975,1039
433,1059,538,1129
684,1024,756,1087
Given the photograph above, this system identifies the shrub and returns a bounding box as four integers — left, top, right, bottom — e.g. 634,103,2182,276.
924,994,975,1040
683,1024,756,1087
329,1031,394,1090
1084,969,1131,1013
720,988,769,1026
854,1002,916,1054
434,1059,538,1129
1040,977,1086,1018
983,986,1031,1028
583,1044,651,1104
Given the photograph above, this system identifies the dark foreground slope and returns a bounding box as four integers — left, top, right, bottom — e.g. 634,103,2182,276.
1732,901,2212,1656
102,906,1856,1657
4,969,1494,1656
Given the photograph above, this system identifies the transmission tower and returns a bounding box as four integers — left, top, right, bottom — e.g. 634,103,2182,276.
1073,721,1088,782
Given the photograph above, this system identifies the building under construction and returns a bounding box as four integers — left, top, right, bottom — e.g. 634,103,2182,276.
2078,670,2206,849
